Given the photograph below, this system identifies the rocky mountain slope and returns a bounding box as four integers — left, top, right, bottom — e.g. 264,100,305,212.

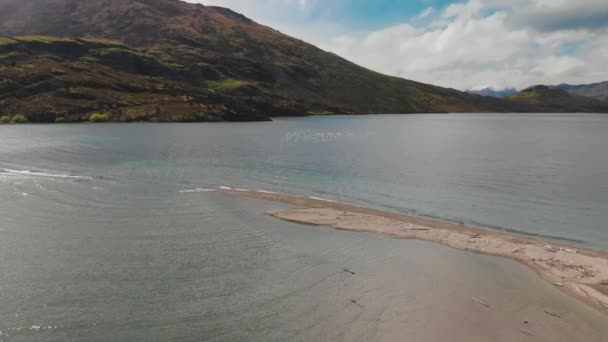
551,82,608,103
0,0,606,122
506,85,608,112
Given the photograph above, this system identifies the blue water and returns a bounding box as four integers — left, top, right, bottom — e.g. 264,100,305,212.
1,113,608,340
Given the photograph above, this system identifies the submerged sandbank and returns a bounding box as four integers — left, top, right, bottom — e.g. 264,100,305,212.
215,187,608,314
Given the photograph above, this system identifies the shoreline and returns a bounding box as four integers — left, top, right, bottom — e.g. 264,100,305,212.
215,187,608,315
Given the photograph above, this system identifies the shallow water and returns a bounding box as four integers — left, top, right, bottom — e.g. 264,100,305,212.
1,114,608,340
1,190,607,341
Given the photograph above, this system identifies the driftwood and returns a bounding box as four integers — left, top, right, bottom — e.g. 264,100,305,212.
351,299,364,309
343,268,356,275
520,330,534,336
472,297,489,307
544,309,562,319
562,248,579,254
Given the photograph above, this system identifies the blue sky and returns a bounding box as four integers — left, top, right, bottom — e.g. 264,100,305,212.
279,0,457,30
197,0,608,90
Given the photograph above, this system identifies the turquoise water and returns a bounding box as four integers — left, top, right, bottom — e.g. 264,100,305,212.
1,113,608,340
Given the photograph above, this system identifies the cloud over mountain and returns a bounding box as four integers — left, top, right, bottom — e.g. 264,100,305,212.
198,0,608,90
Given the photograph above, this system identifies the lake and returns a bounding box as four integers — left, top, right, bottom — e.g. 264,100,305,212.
1,113,608,340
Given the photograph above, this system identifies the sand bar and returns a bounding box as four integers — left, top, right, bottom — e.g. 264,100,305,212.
216,187,608,314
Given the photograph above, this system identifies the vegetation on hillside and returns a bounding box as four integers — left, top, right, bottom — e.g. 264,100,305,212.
11,114,27,122
207,79,251,91
0,114,28,123
89,113,113,122
0,37,272,122
307,110,335,116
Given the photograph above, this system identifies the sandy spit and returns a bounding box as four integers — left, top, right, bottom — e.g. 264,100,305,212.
218,188,608,314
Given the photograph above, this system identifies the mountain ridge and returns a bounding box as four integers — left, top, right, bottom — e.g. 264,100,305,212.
550,82,608,103
468,83,608,104
506,85,608,112
1,0,607,122
467,87,518,98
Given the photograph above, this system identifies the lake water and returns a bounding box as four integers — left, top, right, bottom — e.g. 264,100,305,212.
1,113,608,340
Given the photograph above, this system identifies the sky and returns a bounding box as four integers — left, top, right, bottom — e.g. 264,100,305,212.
196,0,608,90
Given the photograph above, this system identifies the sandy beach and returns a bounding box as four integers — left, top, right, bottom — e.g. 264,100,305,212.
218,188,608,315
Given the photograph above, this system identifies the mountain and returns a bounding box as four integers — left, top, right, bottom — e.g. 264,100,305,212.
0,36,272,122
550,82,608,103
467,87,518,98
506,85,608,112
0,0,606,122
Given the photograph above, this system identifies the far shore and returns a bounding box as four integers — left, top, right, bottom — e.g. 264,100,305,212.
215,187,608,315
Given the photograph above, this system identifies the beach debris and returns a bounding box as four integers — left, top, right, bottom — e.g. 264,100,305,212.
600,280,608,286
343,268,356,275
472,297,490,308
553,282,565,287
520,330,534,337
469,234,483,239
561,248,579,254
542,244,579,254
544,244,559,253
544,309,562,319
351,299,364,309
578,266,597,278
402,226,430,232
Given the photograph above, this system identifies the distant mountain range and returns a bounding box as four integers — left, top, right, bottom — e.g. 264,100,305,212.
505,85,608,113
550,82,608,103
1,0,607,122
469,83,608,104
467,87,518,98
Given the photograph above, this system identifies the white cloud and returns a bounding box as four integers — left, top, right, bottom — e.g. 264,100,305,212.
417,7,434,19
508,0,608,31
531,56,585,77
319,0,608,90
443,0,484,20
194,0,608,90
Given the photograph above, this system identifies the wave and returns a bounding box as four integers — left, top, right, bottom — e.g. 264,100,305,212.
180,186,281,194
218,186,250,192
308,196,338,203
257,189,278,194
0,168,91,180
179,187,216,193
180,186,252,194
